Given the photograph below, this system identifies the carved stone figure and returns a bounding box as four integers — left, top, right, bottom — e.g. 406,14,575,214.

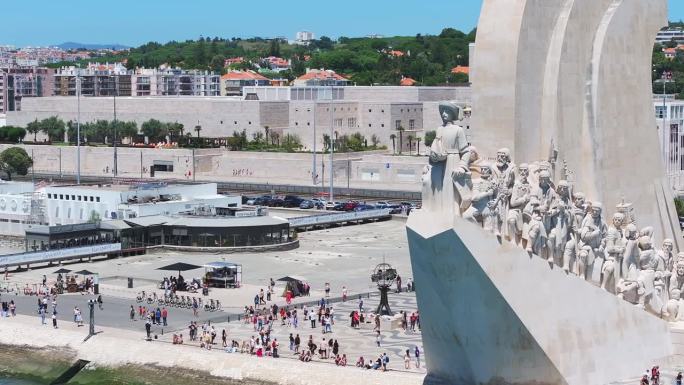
578,202,608,284
531,170,558,260
452,146,479,215
562,192,587,274
670,254,684,299
547,180,572,267
506,163,531,246
422,102,470,216
463,164,496,226
493,148,516,237
605,213,626,278
526,200,548,257
622,224,640,281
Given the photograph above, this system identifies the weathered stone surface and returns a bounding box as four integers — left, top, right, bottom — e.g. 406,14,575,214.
407,210,672,385
471,0,681,247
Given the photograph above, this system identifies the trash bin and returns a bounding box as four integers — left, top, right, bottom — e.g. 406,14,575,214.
94,284,99,295
128,277,133,289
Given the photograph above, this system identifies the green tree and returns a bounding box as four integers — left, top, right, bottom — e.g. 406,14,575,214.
88,210,101,224
407,135,414,155
424,130,436,147
390,134,397,154
398,126,405,154
6,126,26,143
281,134,302,152
676,198,684,217
39,116,66,142
0,147,32,180
26,119,41,142
141,119,168,142
269,40,281,57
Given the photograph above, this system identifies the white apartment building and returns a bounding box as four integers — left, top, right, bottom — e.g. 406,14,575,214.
42,183,239,226
655,95,684,192
295,31,314,45
656,28,684,44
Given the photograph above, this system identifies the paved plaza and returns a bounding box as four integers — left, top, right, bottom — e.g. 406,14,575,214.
1,218,425,373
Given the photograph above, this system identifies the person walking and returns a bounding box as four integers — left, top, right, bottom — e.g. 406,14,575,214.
130,305,135,321
39,307,46,325
222,329,227,348
52,311,58,329
325,283,330,298
342,286,347,302
97,295,103,310
404,349,411,369
414,346,421,368
145,318,152,340
161,307,168,326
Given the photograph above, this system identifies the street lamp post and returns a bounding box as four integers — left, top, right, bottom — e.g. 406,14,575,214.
329,85,334,204
113,75,118,177
87,299,96,337
76,67,81,184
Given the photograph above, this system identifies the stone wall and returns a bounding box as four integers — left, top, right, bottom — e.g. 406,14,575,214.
1,144,427,191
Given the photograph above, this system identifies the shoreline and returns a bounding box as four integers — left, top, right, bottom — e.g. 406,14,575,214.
0,315,424,385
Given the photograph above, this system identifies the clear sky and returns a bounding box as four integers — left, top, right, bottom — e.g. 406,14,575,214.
2,0,683,47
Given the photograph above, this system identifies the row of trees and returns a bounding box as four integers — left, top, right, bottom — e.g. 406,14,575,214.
24,117,192,145
226,129,303,153
0,126,27,143
58,28,474,86
322,132,383,153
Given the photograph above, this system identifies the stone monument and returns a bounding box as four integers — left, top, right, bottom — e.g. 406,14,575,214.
470,0,681,249
408,1,679,383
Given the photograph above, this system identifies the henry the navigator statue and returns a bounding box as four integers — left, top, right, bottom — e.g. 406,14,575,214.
422,102,475,216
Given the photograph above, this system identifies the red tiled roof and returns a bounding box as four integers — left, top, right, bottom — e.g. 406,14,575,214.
224,57,245,66
451,65,469,74
400,77,416,86
221,70,269,81
296,69,348,81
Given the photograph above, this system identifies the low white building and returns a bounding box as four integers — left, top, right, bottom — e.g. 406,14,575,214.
43,182,239,226
0,180,40,236
654,95,684,193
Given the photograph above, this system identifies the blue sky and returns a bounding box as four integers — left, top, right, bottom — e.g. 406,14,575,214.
1,0,683,47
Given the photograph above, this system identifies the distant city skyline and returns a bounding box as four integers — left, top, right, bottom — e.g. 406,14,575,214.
1,0,683,47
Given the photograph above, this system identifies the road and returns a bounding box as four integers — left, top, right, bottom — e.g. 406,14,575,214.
0,292,232,336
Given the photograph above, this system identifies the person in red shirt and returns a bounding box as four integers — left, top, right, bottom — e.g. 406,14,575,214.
161,307,168,326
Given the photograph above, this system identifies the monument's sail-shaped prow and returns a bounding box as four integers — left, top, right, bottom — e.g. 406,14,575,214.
410,1,683,383
407,212,672,385
470,0,681,247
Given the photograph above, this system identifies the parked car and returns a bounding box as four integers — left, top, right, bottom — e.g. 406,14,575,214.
283,195,305,208
388,204,403,214
269,197,285,207
299,200,315,209
253,196,272,206
375,201,390,209
354,204,377,212
325,201,339,210
343,201,360,212
332,202,346,211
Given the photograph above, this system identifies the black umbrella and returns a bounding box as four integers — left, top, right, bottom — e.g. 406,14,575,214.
157,262,202,275
74,269,96,275
53,268,72,274
277,275,306,282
